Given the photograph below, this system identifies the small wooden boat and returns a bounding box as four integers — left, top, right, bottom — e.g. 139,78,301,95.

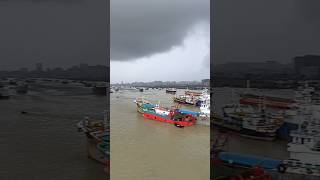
87,131,109,165
185,90,202,96
77,112,109,165
92,85,107,96
166,88,177,94
239,93,295,109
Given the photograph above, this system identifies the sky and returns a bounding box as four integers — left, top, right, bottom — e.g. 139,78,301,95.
212,0,320,64
3,1,318,80
0,0,108,70
110,0,210,83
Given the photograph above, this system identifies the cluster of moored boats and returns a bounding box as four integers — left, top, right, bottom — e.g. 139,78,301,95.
0,77,109,98
212,83,320,177
0,78,29,99
77,111,109,174
133,88,210,127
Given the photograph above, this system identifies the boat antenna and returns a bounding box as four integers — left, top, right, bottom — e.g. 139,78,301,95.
103,110,108,129
231,88,235,104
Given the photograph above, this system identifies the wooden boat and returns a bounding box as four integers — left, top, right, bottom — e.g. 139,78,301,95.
92,85,107,96
166,88,177,94
211,151,272,180
173,95,197,105
77,112,109,165
239,93,295,109
87,131,109,165
185,90,202,96
213,104,284,141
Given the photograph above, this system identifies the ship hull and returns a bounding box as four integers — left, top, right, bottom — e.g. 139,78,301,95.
212,116,277,141
239,129,276,141
86,133,108,165
239,93,295,109
173,98,195,105
142,112,195,127
276,122,299,140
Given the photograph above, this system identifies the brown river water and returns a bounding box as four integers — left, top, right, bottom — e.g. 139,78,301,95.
0,81,107,180
110,89,210,180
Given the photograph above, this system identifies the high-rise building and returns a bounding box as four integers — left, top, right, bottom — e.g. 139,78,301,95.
36,62,43,71
294,55,320,78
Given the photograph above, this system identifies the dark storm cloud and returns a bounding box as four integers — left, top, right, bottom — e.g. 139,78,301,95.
0,0,107,70
0,0,82,3
296,0,320,26
212,0,320,64
111,0,209,61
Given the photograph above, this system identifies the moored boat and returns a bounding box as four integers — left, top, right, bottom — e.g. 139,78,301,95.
142,109,196,127
136,101,197,127
77,111,109,167
173,95,198,105
214,104,284,141
185,90,202,96
87,131,109,164
92,84,107,96
217,151,282,171
166,88,177,94
239,93,296,109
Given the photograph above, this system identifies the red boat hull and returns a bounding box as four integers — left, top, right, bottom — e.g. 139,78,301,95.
142,113,196,127
185,91,202,96
239,98,293,109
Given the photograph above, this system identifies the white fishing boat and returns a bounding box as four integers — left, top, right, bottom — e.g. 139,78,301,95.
283,119,320,176
198,101,210,126
220,103,284,141
199,89,210,118
287,128,320,164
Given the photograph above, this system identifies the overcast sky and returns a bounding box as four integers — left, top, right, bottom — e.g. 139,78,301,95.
110,0,210,83
0,0,108,71
213,0,320,64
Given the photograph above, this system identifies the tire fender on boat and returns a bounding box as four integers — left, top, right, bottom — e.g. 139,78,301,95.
277,164,287,173
228,175,244,180
306,168,313,174
174,123,184,128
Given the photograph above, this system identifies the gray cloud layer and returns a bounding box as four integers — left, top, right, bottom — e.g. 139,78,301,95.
0,0,108,70
212,0,320,64
111,0,209,61
0,0,83,3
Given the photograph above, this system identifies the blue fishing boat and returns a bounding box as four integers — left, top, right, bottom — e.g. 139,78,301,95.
176,109,200,117
218,152,282,171
276,121,299,140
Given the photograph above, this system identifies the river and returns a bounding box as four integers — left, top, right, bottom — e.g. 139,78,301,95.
0,80,107,180
111,88,210,180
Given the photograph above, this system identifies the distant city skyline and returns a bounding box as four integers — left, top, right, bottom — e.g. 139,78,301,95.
111,79,208,85
0,63,108,81
0,62,108,72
